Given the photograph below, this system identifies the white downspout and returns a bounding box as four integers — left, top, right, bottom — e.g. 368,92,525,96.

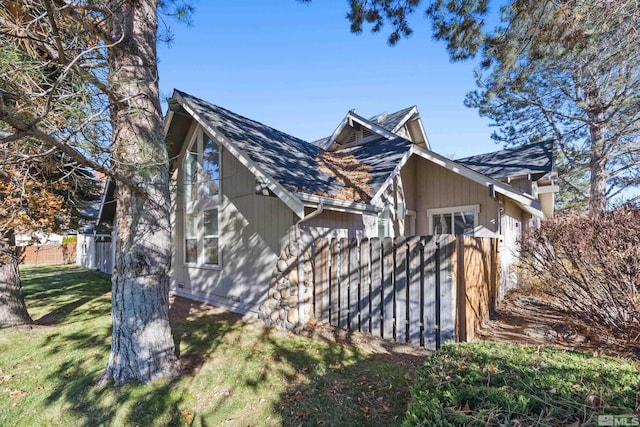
295,203,324,331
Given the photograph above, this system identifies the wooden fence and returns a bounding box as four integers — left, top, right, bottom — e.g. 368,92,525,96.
17,243,77,266
312,235,499,349
76,235,114,274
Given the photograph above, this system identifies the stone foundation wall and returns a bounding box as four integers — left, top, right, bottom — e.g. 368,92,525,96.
258,242,313,331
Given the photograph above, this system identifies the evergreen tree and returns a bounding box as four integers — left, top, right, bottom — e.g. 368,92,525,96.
0,0,193,384
342,0,640,212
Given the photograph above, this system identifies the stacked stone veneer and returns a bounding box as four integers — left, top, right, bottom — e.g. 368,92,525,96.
258,242,313,331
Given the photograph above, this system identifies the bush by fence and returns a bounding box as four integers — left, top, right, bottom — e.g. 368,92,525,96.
520,205,640,342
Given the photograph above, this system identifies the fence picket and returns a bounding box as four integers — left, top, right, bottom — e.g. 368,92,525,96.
359,239,372,334
438,235,456,343
348,238,360,331
330,239,339,326
382,238,395,340
407,237,422,345
422,237,438,350
313,239,329,324
395,237,408,343
338,238,350,330
370,238,382,337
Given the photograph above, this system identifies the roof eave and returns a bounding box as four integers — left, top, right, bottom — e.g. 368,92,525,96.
298,192,382,215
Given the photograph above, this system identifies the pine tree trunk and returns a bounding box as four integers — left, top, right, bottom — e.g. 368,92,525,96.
589,121,608,215
0,231,33,328
100,0,179,385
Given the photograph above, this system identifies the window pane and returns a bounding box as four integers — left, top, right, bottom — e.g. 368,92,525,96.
185,238,197,263
203,134,220,196
432,213,451,234
183,152,198,202
453,210,475,235
185,212,198,238
204,238,218,265
204,209,218,236
378,217,388,238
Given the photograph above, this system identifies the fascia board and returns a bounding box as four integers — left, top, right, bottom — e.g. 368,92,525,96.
391,106,417,134
537,184,560,194
325,111,401,151
163,110,174,136
414,115,431,150
298,192,382,214
323,114,350,150
173,92,305,218
348,111,401,140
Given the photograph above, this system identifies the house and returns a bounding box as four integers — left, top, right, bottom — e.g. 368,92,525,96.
76,178,115,274
160,89,557,316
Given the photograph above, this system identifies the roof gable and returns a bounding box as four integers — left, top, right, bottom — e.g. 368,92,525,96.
167,90,415,210
370,106,415,133
322,110,400,151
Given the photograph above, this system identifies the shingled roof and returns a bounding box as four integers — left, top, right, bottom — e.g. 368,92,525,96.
370,106,414,133
457,140,554,180
171,90,414,204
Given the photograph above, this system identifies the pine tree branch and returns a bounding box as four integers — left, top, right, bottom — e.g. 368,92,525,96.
44,0,66,63
0,101,136,195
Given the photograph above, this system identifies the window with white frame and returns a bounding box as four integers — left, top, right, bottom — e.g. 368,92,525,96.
428,204,479,236
378,205,392,238
183,128,221,267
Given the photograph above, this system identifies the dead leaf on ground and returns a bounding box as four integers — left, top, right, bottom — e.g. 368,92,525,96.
180,409,193,423
585,394,608,408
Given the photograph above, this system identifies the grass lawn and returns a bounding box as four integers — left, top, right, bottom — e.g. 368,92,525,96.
0,265,417,426
404,341,640,426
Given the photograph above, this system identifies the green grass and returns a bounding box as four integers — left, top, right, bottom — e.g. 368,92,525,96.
0,265,415,426
404,341,640,426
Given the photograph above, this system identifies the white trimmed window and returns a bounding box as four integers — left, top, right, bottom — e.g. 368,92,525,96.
377,205,392,238
428,204,479,236
183,127,221,267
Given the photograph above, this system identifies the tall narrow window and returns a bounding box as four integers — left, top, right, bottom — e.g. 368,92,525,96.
378,205,392,238
183,128,221,267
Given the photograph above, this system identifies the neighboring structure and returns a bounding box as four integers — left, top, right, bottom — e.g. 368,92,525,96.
76,178,115,274
15,232,64,246
158,90,557,315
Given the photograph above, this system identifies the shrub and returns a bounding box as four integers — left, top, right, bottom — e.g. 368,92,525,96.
519,204,640,341
62,235,77,244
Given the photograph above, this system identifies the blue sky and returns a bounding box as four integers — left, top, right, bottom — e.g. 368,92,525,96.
157,1,499,159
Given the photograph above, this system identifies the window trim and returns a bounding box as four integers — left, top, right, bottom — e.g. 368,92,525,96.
182,127,222,269
427,204,480,236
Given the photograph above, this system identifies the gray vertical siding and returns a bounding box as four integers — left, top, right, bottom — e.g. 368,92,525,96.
171,125,298,314
412,158,500,237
